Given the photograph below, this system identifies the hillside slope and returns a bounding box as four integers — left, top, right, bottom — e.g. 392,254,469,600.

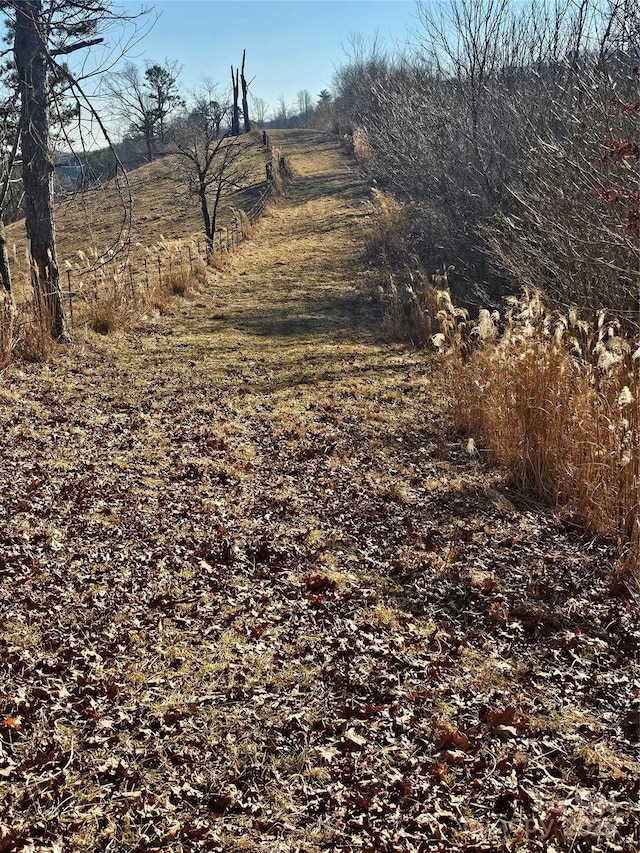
6,137,267,294
0,129,637,852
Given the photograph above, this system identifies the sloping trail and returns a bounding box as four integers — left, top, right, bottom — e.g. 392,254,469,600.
0,130,637,852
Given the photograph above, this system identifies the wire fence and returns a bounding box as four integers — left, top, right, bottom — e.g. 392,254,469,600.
1,132,288,347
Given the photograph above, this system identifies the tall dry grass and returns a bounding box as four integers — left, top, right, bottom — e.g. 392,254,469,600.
364,190,465,345
0,291,14,365
447,292,640,573
362,184,640,572
79,238,207,334
361,178,640,572
0,237,211,357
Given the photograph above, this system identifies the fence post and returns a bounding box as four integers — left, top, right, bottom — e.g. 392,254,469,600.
157,257,162,286
66,270,73,324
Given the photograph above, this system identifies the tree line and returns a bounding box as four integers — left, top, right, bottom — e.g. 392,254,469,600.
328,0,640,316
266,88,333,129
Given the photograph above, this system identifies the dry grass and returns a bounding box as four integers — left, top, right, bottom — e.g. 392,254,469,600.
85,291,135,335
365,185,640,572
0,290,14,365
10,294,60,363
2,133,270,351
363,191,454,345
0,130,635,852
3,237,215,354
164,265,190,297
364,190,409,269
56,137,264,269
446,291,640,573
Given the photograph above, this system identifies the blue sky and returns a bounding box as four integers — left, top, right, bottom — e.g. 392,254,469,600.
110,1,417,118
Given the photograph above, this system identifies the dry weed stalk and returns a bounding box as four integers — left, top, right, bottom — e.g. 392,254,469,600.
190,256,208,283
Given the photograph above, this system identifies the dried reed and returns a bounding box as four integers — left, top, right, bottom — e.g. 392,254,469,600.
448,291,640,574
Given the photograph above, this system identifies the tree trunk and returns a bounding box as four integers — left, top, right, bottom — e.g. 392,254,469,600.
0,219,11,293
241,49,251,133
231,65,240,136
211,180,224,238
199,180,213,254
15,0,68,341
145,127,153,162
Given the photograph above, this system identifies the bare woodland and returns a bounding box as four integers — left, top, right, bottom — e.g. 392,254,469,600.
332,0,640,313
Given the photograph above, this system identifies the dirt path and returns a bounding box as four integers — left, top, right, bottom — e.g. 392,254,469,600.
0,130,637,853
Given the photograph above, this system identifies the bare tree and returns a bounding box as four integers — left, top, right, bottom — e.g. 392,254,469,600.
240,49,251,133
250,94,269,126
275,94,288,123
230,65,240,136
103,62,157,161
191,79,229,139
296,89,313,122
171,91,249,255
332,0,640,309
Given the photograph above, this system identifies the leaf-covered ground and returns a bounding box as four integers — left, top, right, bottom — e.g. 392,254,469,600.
1,129,638,852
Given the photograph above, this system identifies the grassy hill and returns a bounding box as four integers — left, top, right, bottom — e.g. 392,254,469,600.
6,133,269,302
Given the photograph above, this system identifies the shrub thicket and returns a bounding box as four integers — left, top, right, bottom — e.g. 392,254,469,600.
333,0,640,313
